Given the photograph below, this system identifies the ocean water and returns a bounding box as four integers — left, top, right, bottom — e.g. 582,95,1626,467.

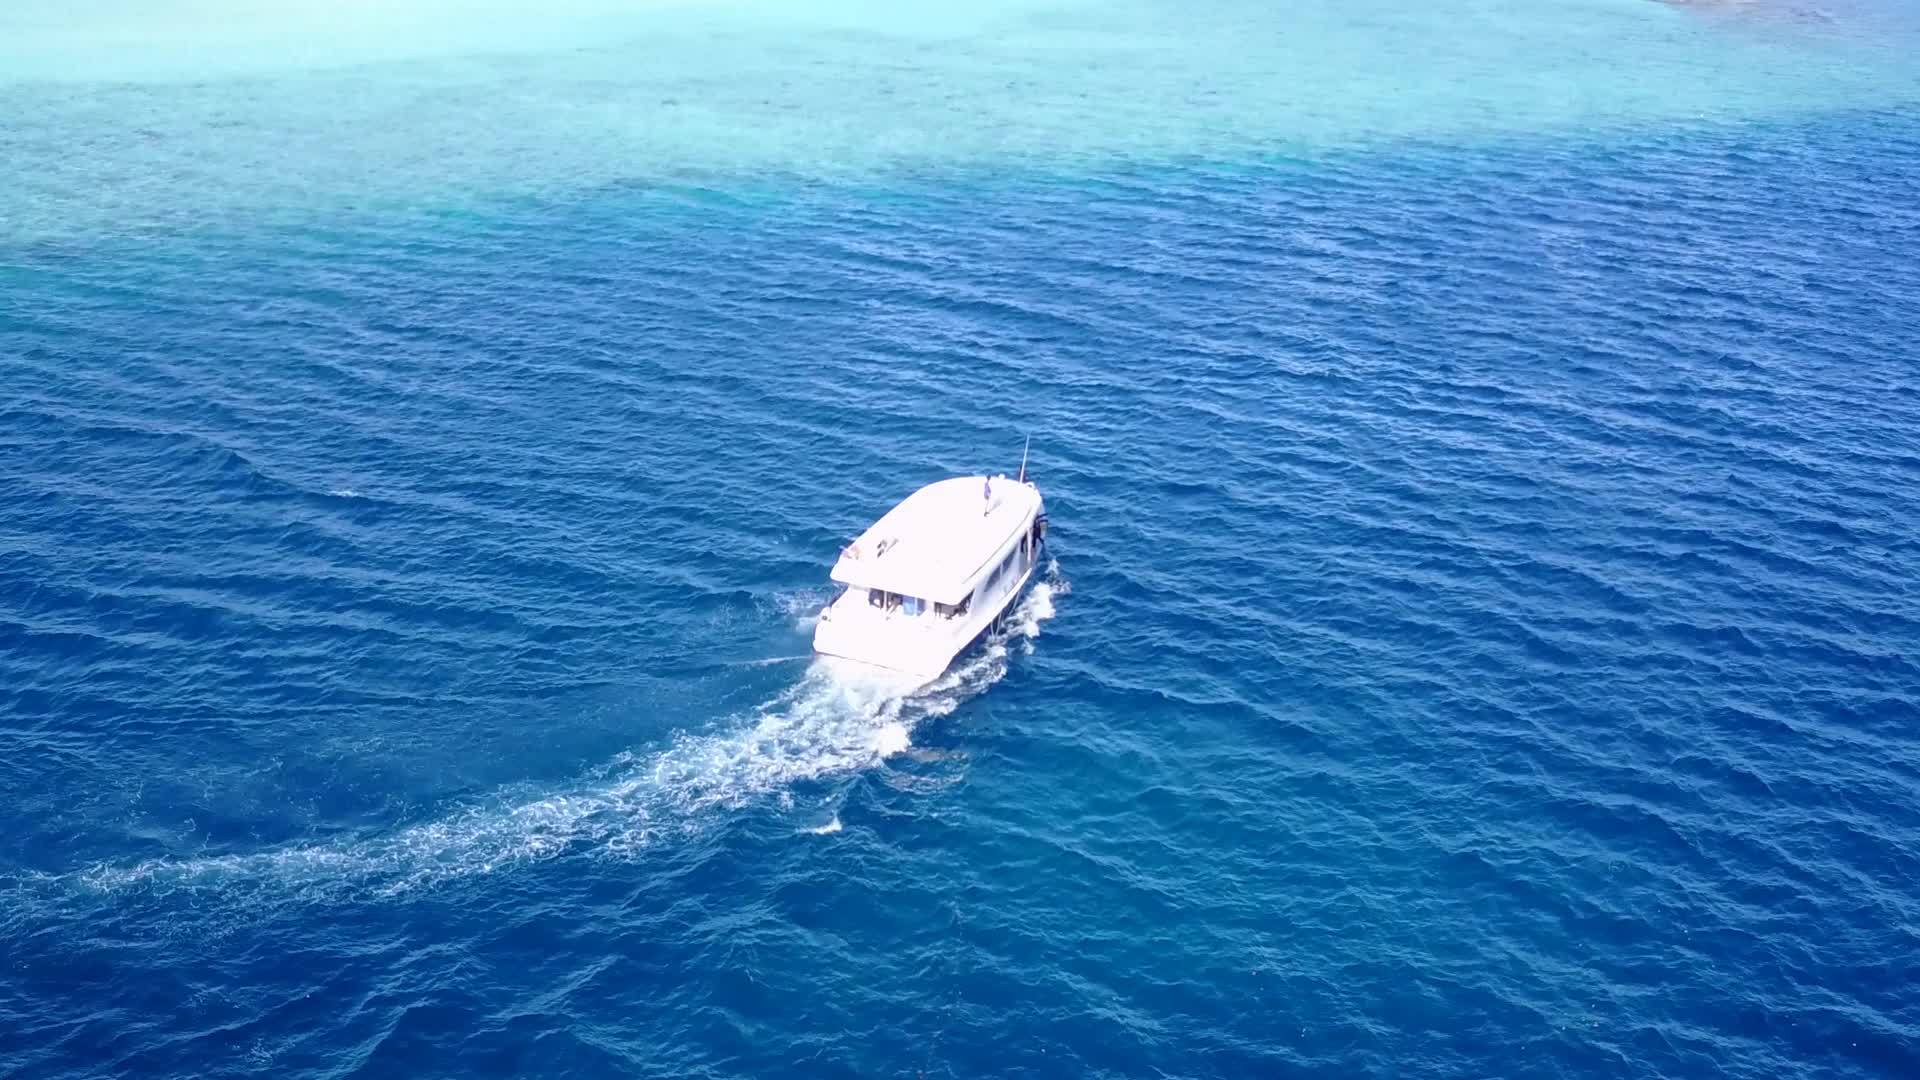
4,1,1919,1077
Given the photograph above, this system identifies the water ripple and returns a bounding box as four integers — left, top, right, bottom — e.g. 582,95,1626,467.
3,60,1919,1080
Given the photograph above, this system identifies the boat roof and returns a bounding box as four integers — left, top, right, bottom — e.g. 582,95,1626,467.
831,475,1041,605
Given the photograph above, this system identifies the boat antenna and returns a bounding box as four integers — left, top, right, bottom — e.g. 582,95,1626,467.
1017,435,1031,484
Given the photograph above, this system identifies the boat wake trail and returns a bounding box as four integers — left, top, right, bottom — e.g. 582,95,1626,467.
68,577,1067,903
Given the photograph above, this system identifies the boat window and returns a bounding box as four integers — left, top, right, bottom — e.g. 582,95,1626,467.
902,596,925,616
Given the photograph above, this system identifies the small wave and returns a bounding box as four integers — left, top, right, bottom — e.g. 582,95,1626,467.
72,572,1065,901
771,586,836,632
872,721,911,757
1016,576,1066,637
805,814,843,835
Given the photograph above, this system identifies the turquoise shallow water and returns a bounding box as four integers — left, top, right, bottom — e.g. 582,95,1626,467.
4,0,1916,239
4,2,1920,1077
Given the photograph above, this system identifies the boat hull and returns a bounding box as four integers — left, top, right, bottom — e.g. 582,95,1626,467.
812,474,1045,683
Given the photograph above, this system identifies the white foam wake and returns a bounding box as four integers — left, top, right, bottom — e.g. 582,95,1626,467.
75,575,1066,899
772,585,836,632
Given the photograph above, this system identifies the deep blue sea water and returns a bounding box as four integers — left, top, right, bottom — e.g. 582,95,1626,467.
4,2,1920,1077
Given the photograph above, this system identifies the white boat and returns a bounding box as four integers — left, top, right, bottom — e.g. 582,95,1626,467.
813,471,1047,681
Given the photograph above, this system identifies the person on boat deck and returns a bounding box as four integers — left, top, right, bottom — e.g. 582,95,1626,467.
982,475,991,514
